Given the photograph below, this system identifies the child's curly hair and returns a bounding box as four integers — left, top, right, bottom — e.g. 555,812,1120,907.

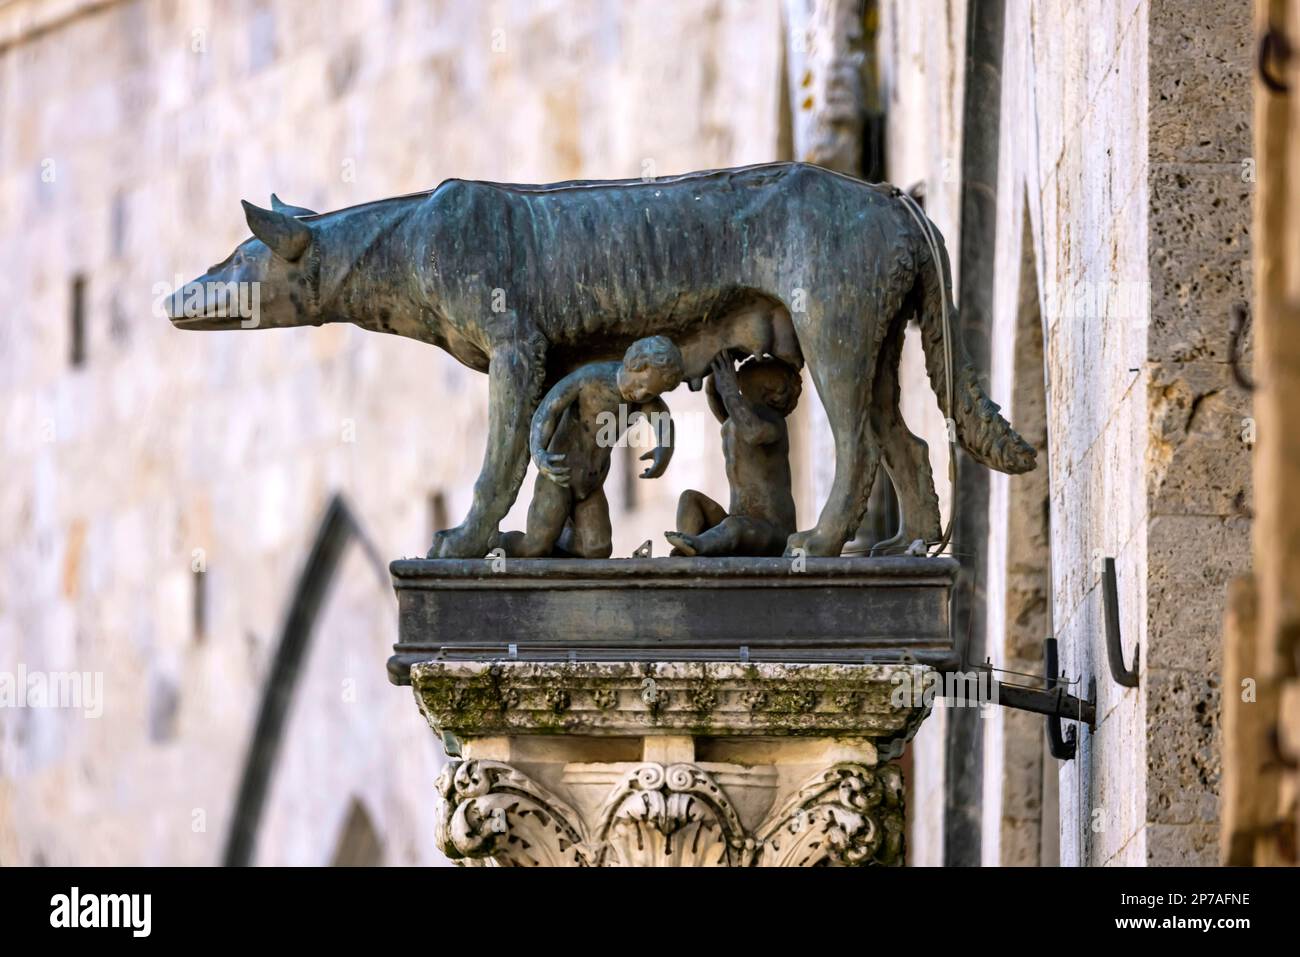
623,336,684,379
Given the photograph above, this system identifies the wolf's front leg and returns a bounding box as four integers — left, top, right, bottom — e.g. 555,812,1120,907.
428,316,547,558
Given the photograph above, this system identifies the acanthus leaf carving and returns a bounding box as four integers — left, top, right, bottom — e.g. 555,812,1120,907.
754,762,905,867
435,759,591,867
591,763,754,867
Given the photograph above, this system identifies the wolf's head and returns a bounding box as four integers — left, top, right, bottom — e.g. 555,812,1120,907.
167,195,321,331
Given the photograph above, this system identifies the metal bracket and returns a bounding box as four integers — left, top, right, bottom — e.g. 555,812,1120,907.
1103,557,1139,688
970,637,1096,763
1044,638,1087,760
974,637,1096,764
971,557,1134,762
974,556,1137,762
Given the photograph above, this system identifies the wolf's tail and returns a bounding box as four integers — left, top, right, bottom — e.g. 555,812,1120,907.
911,212,1037,475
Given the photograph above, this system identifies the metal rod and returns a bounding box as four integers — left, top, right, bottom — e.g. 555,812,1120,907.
992,679,1096,727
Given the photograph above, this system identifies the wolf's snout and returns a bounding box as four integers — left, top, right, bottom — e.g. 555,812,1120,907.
164,285,194,322
166,282,219,327
166,278,260,330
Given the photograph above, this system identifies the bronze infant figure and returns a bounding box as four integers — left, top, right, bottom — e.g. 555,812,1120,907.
667,354,801,557
497,336,681,559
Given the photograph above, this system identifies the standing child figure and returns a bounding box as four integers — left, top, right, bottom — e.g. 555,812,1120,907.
666,355,802,557
497,336,684,558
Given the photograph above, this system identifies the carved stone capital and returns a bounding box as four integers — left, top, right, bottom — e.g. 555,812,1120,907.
416,660,928,866
592,762,750,866
434,757,906,867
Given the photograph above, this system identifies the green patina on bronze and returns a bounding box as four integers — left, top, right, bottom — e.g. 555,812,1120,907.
169,163,1035,560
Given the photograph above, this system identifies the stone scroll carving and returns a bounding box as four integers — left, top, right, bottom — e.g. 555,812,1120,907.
434,759,905,867
434,759,588,867
754,762,905,867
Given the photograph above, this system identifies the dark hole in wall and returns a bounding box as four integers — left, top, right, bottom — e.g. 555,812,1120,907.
193,567,207,643
110,191,127,258
148,673,180,744
69,275,87,367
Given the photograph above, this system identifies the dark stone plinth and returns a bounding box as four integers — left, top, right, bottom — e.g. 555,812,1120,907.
387,556,958,684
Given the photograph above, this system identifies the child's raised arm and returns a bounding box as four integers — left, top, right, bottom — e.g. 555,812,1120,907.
710,356,781,446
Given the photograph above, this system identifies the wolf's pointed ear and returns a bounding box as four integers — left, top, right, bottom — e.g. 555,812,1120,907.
270,193,318,217
242,200,312,261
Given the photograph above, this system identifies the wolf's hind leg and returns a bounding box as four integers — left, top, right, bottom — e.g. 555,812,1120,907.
785,322,882,557
869,322,941,554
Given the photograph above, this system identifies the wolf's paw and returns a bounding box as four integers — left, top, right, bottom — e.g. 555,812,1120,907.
783,528,843,558
870,517,941,556
869,531,908,556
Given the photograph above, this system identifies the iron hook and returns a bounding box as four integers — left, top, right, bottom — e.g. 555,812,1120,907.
1103,557,1140,688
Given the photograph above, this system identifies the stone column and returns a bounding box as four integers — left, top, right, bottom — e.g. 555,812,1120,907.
413,661,928,867
388,555,953,867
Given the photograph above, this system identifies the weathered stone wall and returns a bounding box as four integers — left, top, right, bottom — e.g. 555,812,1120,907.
1024,0,1250,868
1139,0,1252,865
0,0,783,865
1220,0,1300,869
882,0,1252,865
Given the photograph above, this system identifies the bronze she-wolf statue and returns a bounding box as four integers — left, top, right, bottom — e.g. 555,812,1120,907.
167,162,1035,557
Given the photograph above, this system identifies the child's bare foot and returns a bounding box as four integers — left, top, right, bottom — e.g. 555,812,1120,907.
664,531,699,557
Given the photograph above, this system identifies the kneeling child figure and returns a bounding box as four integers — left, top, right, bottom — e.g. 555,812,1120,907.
666,354,801,557
498,336,683,558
